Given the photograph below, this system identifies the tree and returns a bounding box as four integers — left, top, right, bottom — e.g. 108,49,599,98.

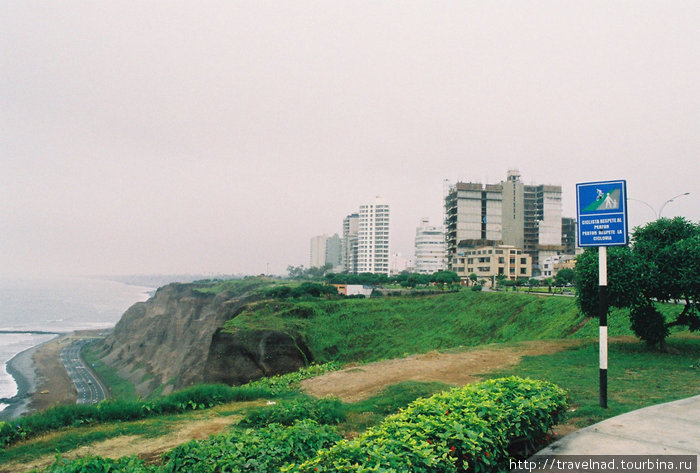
469,273,478,286
554,268,575,287
430,270,460,286
543,277,554,293
527,278,539,292
575,217,700,350
287,265,306,279
495,273,507,291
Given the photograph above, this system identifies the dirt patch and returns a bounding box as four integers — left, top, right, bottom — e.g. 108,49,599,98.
302,340,581,402
2,415,242,473
29,336,77,411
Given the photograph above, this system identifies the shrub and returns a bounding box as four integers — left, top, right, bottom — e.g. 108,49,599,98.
245,362,341,396
290,376,567,473
240,397,346,427
161,419,341,473
43,455,156,473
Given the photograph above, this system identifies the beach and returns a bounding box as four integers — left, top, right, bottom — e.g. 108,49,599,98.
0,335,77,421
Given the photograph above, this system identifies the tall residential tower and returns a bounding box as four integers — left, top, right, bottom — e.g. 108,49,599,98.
357,197,390,275
341,213,359,273
414,218,446,274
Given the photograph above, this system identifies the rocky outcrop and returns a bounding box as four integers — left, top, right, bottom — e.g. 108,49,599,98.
97,282,310,397
204,329,312,385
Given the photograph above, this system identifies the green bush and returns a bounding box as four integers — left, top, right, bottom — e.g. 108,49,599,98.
245,362,341,396
43,455,156,473
290,377,567,473
0,364,340,449
0,384,275,449
161,419,341,473
240,397,346,427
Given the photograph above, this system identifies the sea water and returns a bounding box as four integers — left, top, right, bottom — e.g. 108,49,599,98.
0,276,152,413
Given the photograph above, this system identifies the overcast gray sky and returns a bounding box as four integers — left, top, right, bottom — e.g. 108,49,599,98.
2,1,698,278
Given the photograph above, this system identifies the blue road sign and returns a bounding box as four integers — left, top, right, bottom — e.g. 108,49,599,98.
576,180,628,247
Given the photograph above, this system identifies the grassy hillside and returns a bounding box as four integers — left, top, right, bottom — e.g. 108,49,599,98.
224,291,610,363
3,285,698,473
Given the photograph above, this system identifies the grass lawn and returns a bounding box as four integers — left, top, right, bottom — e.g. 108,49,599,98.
484,335,700,428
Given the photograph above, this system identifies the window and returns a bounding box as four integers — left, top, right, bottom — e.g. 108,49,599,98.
521,258,527,265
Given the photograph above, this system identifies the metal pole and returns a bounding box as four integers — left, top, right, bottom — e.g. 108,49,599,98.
599,246,608,408
658,192,690,217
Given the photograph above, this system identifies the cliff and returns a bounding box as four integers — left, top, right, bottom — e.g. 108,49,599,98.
97,280,311,397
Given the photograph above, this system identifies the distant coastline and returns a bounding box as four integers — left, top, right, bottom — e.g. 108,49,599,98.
0,330,66,336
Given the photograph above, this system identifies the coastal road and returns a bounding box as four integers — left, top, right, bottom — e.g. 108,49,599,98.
60,339,107,404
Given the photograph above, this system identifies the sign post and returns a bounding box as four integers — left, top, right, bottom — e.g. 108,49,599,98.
576,180,628,408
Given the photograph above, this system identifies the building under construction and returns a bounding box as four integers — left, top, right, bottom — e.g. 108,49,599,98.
445,170,571,277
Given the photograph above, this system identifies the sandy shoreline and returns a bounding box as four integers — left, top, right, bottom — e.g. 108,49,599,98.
0,334,79,421
1,339,52,421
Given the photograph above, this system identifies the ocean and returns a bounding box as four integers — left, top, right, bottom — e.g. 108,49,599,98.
0,276,152,414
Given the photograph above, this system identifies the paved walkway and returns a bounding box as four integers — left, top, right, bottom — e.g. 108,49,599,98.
538,395,700,456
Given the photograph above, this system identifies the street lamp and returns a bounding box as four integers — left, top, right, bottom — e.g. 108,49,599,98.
628,198,658,219
659,192,690,217
628,192,690,219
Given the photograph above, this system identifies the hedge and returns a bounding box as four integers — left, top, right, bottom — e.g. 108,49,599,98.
239,397,346,428
287,376,567,473
161,419,341,473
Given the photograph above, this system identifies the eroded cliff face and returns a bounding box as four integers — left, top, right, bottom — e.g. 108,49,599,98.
97,282,310,397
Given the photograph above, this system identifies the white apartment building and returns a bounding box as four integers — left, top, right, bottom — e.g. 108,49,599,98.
540,254,576,278
414,218,446,274
357,197,390,275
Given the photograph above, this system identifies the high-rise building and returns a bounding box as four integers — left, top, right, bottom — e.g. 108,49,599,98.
414,218,446,274
310,235,328,268
357,197,390,275
342,213,359,273
561,217,578,255
310,233,342,269
325,234,342,270
446,170,566,276
445,182,502,269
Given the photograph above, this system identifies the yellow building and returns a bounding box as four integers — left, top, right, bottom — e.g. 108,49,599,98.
451,244,532,285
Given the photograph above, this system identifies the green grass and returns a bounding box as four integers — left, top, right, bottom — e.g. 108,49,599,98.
191,277,271,296
484,335,700,427
82,343,137,401
0,381,452,468
340,381,453,434
225,291,596,364
224,289,693,367
0,416,175,465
